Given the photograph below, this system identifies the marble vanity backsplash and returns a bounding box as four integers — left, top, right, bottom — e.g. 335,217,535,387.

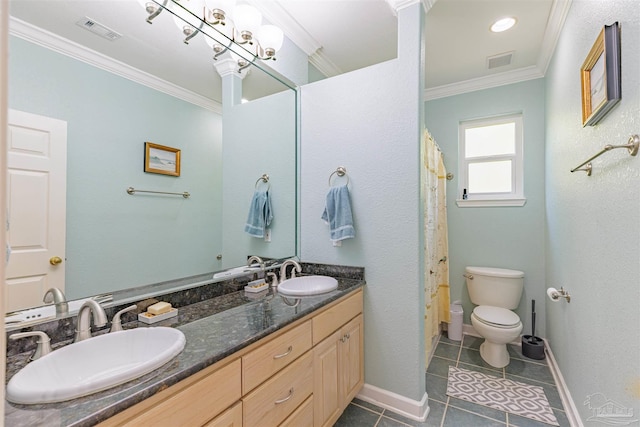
5,262,364,367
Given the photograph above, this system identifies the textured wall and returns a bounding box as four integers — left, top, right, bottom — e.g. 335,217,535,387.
545,0,640,422
221,78,297,268
300,4,426,401
425,79,547,337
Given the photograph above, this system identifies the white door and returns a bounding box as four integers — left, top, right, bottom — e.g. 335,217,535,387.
5,109,67,312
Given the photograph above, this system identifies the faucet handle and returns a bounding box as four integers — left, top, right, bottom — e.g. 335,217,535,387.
266,272,279,288
10,331,52,361
110,305,137,333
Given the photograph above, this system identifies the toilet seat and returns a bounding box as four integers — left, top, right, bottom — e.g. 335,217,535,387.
473,306,520,329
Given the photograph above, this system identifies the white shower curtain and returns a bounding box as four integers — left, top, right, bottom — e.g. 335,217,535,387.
423,129,451,364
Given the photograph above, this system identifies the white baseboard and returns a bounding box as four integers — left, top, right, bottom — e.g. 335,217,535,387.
356,383,429,422
543,338,584,427
454,324,583,426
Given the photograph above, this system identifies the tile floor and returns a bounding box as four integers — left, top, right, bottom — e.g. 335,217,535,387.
334,334,571,427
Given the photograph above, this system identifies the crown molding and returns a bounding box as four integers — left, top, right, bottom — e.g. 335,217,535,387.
385,0,436,15
424,65,544,101
309,50,343,78
425,0,568,101
248,0,321,57
536,0,572,75
9,17,222,114
249,0,343,78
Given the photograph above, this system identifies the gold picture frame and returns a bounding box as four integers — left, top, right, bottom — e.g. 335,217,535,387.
144,142,181,177
580,22,621,127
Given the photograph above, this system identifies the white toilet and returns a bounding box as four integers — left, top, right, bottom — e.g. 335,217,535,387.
465,266,524,368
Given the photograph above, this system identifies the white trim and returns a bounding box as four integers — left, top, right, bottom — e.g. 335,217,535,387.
248,0,322,57
424,0,570,101
357,383,429,422
543,338,584,427
536,0,573,75
460,325,583,426
309,51,343,78
456,198,527,207
425,65,544,101
8,17,222,114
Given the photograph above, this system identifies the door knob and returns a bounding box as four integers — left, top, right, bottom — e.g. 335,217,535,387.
49,256,63,265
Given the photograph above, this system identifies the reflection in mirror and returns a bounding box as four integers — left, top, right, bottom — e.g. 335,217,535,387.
5,0,298,318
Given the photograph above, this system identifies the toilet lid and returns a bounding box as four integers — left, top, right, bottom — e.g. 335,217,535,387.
473,306,520,327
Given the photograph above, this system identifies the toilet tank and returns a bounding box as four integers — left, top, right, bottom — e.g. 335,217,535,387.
465,266,524,309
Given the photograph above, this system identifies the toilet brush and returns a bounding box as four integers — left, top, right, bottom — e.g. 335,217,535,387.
522,299,545,360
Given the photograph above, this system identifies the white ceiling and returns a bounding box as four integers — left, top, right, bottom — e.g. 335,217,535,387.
8,0,568,107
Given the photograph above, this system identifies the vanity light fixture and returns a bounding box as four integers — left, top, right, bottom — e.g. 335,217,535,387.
490,17,517,33
137,0,285,71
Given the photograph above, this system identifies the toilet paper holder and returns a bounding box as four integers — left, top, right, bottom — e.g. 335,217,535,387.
548,286,571,303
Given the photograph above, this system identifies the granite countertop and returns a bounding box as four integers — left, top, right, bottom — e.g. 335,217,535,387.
5,276,364,427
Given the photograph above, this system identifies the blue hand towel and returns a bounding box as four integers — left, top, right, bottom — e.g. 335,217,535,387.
321,184,355,243
244,189,273,238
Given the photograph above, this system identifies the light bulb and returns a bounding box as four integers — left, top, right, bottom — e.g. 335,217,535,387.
204,0,236,22
233,4,262,40
490,17,516,33
256,25,283,58
172,0,205,34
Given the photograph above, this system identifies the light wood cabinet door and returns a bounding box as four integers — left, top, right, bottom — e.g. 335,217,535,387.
313,329,342,427
340,314,364,405
203,401,242,427
313,314,364,427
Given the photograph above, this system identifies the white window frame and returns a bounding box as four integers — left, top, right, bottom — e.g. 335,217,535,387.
457,114,525,207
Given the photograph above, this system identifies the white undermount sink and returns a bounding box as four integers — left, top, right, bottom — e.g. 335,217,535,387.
278,275,338,296
7,327,186,404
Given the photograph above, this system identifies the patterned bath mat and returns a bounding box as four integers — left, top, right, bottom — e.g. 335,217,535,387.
446,366,559,426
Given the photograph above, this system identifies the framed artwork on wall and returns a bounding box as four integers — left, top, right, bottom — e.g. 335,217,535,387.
580,22,621,127
144,142,181,177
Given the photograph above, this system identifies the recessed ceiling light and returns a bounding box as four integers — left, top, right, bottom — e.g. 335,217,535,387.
490,17,517,33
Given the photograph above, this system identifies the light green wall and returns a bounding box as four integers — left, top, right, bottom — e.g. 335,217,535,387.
221,75,297,267
425,78,547,337
301,4,426,404
545,0,640,422
8,36,223,299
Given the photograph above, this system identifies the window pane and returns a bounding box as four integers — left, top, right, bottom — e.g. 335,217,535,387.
465,122,515,158
468,160,512,193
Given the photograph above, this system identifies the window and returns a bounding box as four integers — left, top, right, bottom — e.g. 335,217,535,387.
457,114,525,207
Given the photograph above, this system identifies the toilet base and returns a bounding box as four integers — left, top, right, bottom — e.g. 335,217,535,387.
479,340,510,368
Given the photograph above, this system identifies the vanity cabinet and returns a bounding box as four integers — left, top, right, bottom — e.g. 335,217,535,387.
313,314,364,427
99,358,242,427
99,288,363,427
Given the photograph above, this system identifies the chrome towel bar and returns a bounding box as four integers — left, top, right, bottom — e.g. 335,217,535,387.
571,134,639,176
126,187,190,198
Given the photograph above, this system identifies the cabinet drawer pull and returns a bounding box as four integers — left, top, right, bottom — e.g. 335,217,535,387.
274,388,294,404
273,345,293,359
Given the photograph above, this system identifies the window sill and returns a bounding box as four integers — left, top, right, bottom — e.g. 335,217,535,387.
456,198,526,207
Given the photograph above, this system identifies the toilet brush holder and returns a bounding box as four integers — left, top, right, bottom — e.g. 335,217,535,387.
522,335,545,360
522,299,545,360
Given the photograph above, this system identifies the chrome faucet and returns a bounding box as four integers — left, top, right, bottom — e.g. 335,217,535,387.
75,300,107,342
247,255,264,268
43,287,68,316
279,259,301,283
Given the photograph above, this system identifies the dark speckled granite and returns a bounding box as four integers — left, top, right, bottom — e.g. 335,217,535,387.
5,264,364,427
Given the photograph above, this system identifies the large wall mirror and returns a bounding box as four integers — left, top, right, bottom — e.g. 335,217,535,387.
5,0,298,317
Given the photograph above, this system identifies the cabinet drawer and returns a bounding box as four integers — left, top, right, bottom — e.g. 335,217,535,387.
123,359,241,426
280,396,314,427
312,290,363,345
243,351,313,427
243,320,312,393
203,401,242,427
